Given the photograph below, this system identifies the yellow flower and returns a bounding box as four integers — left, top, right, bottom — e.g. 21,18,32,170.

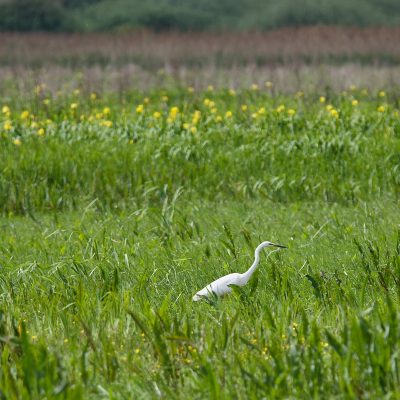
2,105,10,114
169,106,179,120
13,138,21,146
144,97,150,104
351,99,359,106
225,110,233,118
378,91,386,98
190,126,197,134
21,110,30,119
350,85,357,91
258,107,266,115
326,104,333,111
229,89,236,96
70,103,78,110
287,108,296,116
210,107,217,114
31,122,38,129
4,121,12,131
319,96,326,103
95,113,103,119
251,83,259,91
73,89,80,96
330,109,339,118
183,122,190,130
101,120,113,128
136,104,144,114
162,95,168,102
215,115,223,122
265,81,273,88
203,98,210,106
207,85,214,92
276,104,285,113
377,105,386,113
241,105,248,112
103,107,111,115
90,93,97,100
153,111,161,119
43,98,50,106
208,100,215,108
295,91,304,98
37,128,45,136
251,113,258,119
192,110,201,124
187,86,194,93
45,119,52,125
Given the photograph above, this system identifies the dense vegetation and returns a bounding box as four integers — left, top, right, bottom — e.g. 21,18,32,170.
1,0,400,32
1,81,400,397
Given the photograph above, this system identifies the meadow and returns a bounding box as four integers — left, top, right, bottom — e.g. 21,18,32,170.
1,76,400,398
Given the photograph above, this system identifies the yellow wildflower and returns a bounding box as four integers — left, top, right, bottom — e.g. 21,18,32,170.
319,96,326,103
207,85,214,91
225,110,233,118
21,110,30,119
187,86,194,93
241,105,248,112
276,104,285,113
210,107,217,114
103,107,111,115
378,91,386,98
287,108,296,116
144,97,150,104
229,89,236,96
183,122,190,130
162,95,168,102
43,98,50,106
251,83,259,91
258,107,266,115
136,104,144,114
4,121,12,131
90,93,97,100
190,126,197,134
330,109,339,118
73,89,80,96
203,98,210,106
215,115,222,122
377,105,386,113
37,128,45,136
70,103,78,110
265,81,273,88
13,138,21,146
192,110,201,124
169,106,179,120
326,104,333,111
31,122,38,129
351,99,359,106
153,111,161,119
2,105,10,114
105,120,113,127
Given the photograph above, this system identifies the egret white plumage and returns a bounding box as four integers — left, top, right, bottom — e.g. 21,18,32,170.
192,241,287,301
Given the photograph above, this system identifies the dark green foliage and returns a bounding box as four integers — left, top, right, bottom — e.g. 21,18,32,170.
1,0,400,32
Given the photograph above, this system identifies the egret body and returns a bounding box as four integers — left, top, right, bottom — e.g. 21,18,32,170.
193,241,286,301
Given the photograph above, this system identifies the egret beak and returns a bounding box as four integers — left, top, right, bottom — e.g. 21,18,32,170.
271,243,287,249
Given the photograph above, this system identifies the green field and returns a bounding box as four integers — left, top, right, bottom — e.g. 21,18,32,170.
1,84,400,398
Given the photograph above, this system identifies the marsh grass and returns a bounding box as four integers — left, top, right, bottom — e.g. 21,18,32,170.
0,85,400,398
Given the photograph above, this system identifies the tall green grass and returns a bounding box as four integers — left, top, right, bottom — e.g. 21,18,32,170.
0,87,400,398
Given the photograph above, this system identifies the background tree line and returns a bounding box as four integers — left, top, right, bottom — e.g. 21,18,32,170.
0,0,400,32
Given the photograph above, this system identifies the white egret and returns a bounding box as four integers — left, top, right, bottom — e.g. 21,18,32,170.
192,241,287,301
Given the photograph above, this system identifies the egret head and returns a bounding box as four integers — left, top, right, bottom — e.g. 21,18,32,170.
257,241,287,251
